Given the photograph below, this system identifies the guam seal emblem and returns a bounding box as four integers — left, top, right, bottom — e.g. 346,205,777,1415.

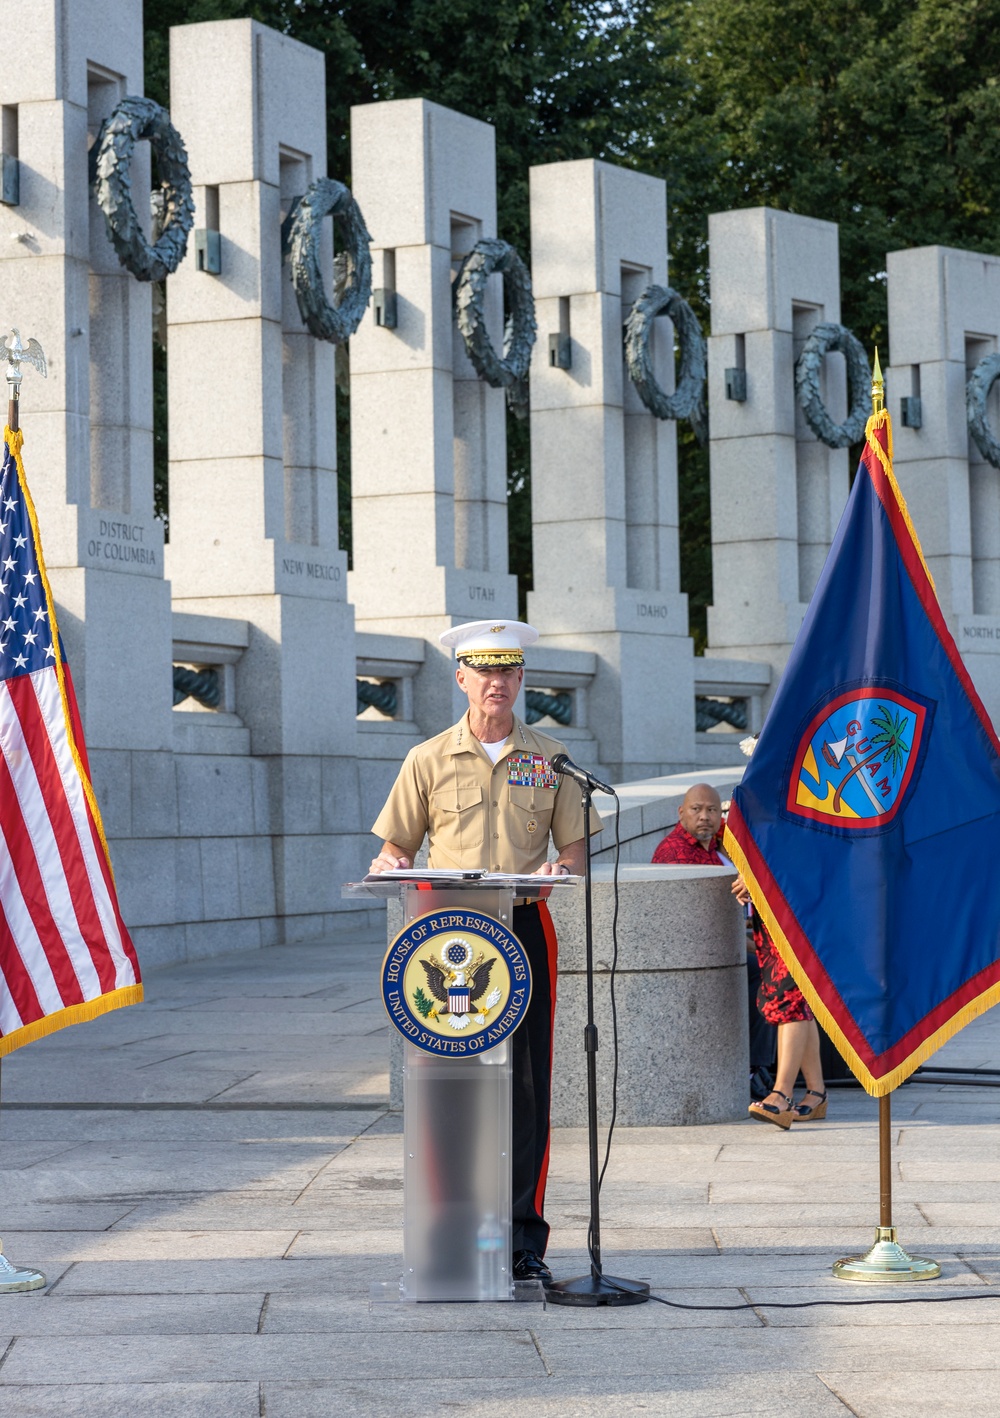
381,909,532,1056
786,686,929,830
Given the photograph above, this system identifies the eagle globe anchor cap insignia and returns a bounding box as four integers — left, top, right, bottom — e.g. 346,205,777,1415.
381,909,532,1055
786,687,928,829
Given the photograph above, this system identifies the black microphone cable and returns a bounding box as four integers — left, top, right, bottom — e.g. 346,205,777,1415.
585,787,622,1275
574,790,1000,1315
639,1289,1000,1313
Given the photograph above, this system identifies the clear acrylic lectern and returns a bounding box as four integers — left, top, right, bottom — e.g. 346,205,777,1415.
399,879,515,1302
345,872,577,1302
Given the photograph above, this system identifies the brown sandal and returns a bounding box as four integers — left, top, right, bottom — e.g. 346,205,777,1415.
792,1089,828,1121
748,1089,794,1129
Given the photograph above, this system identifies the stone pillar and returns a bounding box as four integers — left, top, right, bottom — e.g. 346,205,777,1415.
553,867,747,1125
349,99,518,732
527,159,694,778
706,208,849,700
886,246,1000,722
0,0,172,752
166,19,359,929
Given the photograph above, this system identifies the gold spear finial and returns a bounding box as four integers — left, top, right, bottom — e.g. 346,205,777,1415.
872,346,885,416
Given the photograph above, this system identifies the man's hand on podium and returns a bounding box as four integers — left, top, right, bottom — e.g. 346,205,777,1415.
535,838,585,878
529,836,584,898
370,842,412,874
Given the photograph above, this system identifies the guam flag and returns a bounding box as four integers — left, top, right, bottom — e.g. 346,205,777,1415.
725,406,1000,1094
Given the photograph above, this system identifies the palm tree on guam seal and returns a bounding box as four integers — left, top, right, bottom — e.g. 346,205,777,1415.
832,704,910,815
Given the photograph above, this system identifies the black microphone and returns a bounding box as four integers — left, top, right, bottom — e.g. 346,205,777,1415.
550,753,616,797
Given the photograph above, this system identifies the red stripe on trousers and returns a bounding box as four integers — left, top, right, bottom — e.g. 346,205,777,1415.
532,900,559,1224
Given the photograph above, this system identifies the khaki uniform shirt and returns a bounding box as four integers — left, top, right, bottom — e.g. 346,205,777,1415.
371,712,602,873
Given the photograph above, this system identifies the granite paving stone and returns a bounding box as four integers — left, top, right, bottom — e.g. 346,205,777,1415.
533,1322,1000,1377
818,1369,1000,1416
0,1293,263,1336
262,1287,761,1331
1,1143,93,1168
577,1202,901,1228
261,1373,851,1417
0,1111,379,1143
0,1331,548,1383
0,1205,136,1231
47,1254,400,1294
0,1229,302,1263
0,1382,261,1417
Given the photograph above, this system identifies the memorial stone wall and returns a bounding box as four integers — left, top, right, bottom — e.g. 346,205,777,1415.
2,1,1000,959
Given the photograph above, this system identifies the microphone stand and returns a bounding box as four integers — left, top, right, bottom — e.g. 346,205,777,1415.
546,778,648,1307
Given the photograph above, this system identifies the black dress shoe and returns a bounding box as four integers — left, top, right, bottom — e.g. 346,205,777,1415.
512,1248,553,1285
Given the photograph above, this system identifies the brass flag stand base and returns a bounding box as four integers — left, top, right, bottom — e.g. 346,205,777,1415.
833,1225,940,1283
833,1092,940,1284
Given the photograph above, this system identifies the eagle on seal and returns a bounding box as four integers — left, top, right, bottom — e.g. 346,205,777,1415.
419,955,496,1015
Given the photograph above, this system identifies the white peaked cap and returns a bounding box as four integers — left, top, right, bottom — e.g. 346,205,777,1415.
439,619,539,667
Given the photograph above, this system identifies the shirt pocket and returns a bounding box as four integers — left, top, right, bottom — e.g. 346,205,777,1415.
506,784,556,853
429,784,485,863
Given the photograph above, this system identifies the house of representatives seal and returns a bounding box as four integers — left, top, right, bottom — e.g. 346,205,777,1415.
381,908,532,1057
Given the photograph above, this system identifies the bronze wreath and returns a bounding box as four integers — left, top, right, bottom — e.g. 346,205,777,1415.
967,352,1000,469
453,238,537,420
794,322,871,449
284,178,372,344
90,96,194,283
624,285,707,445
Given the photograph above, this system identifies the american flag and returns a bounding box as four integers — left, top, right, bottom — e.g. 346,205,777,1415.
0,430,141,1056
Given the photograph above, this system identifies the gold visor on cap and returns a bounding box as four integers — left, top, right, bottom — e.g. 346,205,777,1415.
441,617,538,663
458,649,525,667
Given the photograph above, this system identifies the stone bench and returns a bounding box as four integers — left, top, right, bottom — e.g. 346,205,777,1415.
547,864,748,1126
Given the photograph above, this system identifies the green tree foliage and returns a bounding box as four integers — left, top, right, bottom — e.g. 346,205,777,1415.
646,0,1000,345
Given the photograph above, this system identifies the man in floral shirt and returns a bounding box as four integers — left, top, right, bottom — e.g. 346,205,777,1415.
652,784,728,864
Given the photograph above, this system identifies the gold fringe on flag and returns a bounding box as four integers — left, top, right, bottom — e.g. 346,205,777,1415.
864,407,936,596
0,985,145,1058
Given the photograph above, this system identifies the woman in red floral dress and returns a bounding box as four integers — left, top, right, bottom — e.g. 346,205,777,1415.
732,874,826,1128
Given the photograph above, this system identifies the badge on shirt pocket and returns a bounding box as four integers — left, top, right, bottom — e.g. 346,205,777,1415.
507,752,557,790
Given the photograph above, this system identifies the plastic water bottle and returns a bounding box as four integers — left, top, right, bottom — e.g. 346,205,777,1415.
477,1213,504,1298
